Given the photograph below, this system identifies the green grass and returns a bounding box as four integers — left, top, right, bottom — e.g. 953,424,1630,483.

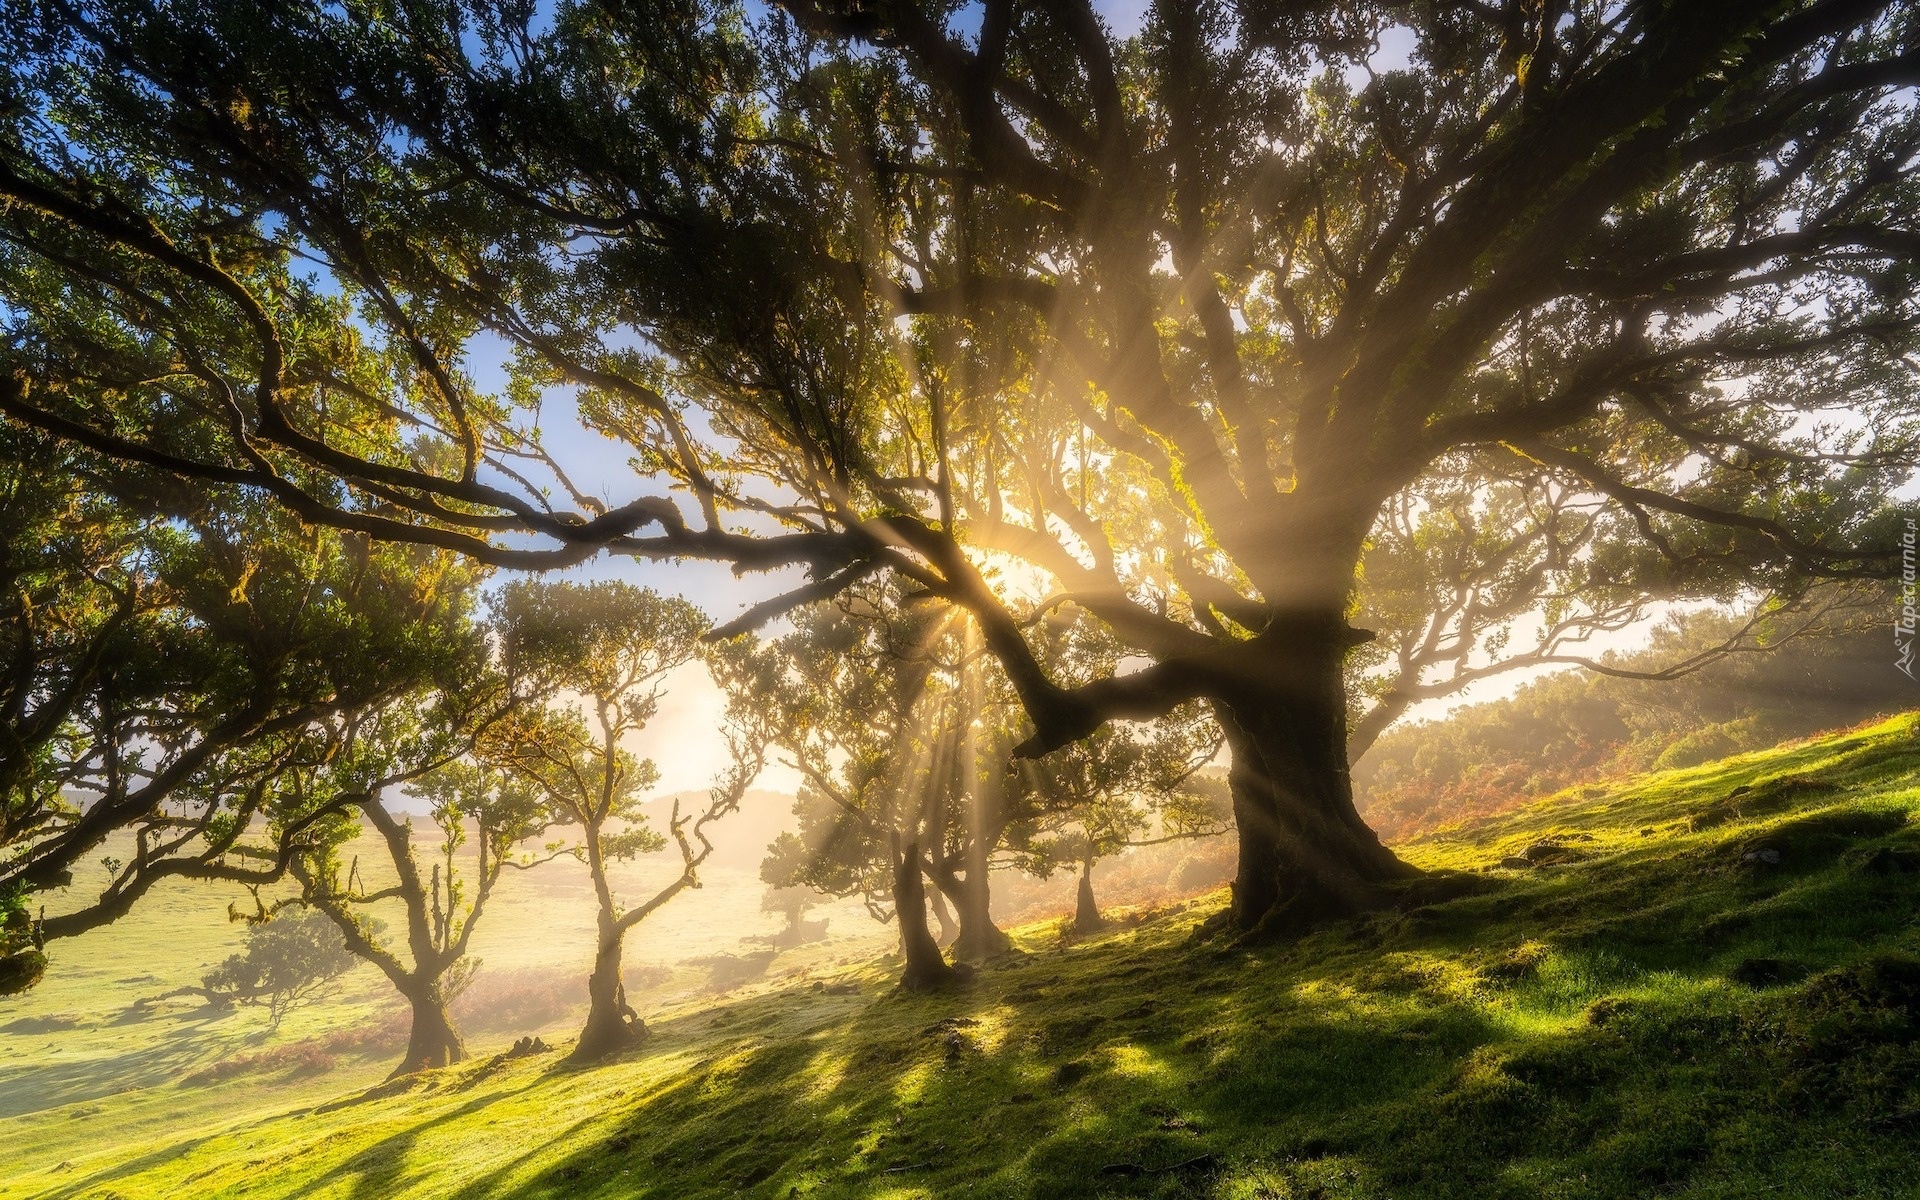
7,713,1920,1199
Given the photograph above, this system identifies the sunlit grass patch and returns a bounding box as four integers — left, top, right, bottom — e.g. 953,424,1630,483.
6,713,1920,1199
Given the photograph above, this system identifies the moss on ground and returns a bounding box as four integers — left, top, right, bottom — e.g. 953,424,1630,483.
6,714,1920,1199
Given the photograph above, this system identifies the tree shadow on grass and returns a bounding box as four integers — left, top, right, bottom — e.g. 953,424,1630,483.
42,745,1917,1200
17,1055,386,1200
302,1077,550,1200
17,1130,234,1200
0,1005,264,1119
463,911,1514,1199
471,832,1920,1200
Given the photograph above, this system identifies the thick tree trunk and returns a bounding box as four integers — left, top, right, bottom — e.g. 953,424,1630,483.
932,860,1012,960
572,917,646,1062
893,841,953,991
928,882,958,947
951,878,1010,959
395,980,465,1077
1216,613,1419,933
1073,859,1105,933
952,820,1011,959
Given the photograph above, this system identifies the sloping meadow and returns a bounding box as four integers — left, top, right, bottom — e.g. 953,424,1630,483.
5,714,1919,1200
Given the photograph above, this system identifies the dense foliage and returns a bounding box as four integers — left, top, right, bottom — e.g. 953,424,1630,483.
2,0,1915,934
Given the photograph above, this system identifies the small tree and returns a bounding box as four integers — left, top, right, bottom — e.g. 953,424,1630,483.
271,676,562,1076
917,700,1021,961
757,884,829,950
743,589,971,991
492,580,765,1061
1017,717,1224,934
201,908,361,1028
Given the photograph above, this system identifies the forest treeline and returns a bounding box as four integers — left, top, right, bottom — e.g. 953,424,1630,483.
4,0,1920,1087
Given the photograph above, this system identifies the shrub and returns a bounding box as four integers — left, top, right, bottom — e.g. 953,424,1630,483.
451,967,584,1033
185,1041,338,1085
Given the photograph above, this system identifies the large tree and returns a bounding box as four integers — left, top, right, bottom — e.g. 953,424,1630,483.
2,0,1917,932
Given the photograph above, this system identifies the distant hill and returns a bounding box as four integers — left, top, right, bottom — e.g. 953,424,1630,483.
1355,605,1913,838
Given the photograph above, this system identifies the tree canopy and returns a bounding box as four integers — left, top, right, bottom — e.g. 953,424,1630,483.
0,448,499,944
2,0,1915,929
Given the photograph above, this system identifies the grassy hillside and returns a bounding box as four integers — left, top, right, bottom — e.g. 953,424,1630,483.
6,713,1920,1199
0,832,899,1124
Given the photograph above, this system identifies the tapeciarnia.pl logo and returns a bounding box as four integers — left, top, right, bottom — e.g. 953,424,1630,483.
1899,517,1918,680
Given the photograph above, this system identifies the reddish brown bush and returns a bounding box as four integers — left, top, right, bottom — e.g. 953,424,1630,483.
451,967,597,1033
185,1040,337,1085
